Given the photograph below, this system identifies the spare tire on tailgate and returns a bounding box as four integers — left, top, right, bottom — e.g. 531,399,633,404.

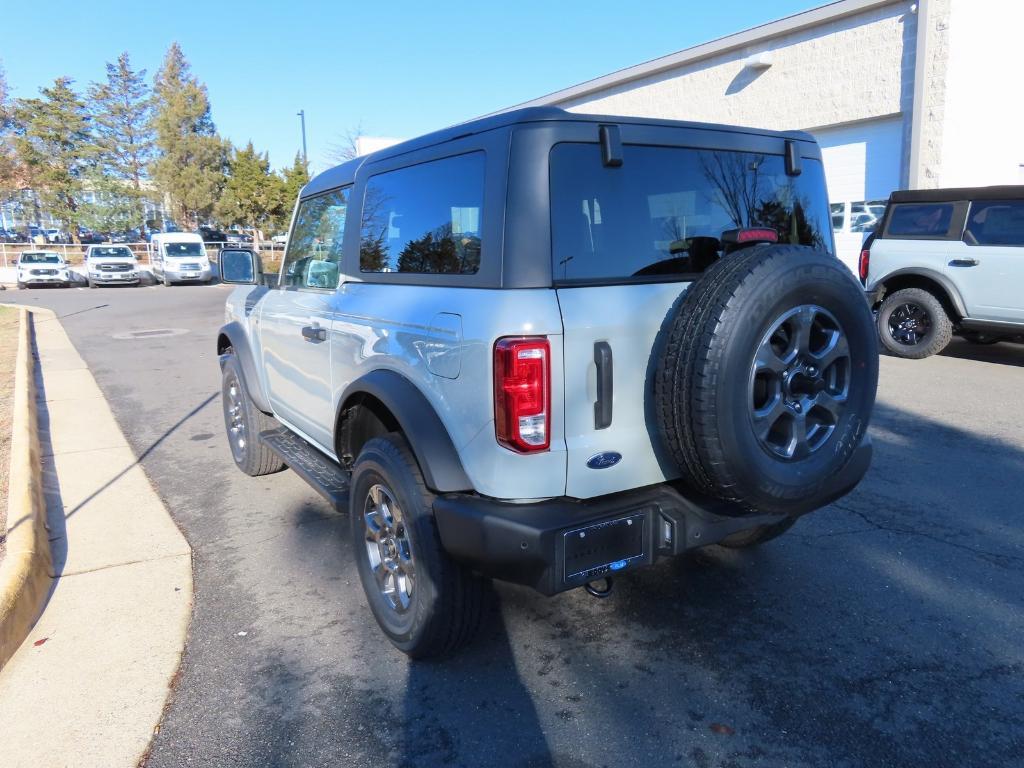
655,245,878,516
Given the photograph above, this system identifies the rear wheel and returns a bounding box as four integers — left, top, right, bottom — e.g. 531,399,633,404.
350,434,485,659
221,354,285,476
877,287,952,359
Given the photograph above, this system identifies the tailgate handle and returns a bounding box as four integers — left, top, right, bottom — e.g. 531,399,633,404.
594,341,613,430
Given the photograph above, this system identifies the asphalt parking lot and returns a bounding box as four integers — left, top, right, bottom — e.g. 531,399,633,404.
3,283,1023,768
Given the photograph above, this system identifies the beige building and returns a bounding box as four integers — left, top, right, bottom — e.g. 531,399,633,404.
508,0,1024,266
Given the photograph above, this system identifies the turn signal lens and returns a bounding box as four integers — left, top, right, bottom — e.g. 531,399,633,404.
494,337,551,452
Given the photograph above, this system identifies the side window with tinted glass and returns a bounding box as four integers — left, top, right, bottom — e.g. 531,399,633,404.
884,203,955,239
280,187,349,289
359,152,484,274
964,200,1024,247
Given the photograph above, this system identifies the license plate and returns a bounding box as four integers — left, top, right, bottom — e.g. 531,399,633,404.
563,513,645,583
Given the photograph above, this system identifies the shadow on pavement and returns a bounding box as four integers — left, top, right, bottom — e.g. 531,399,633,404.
940,337,1024,367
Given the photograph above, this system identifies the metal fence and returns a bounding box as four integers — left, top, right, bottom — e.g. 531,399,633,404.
0,240,287,268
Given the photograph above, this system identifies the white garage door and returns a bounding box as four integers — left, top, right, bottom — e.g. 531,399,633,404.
813,117,904,272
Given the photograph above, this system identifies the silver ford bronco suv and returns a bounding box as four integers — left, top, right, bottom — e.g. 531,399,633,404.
218,108,878,658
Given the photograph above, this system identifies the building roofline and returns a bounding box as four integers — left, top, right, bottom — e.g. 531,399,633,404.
498,0,901,111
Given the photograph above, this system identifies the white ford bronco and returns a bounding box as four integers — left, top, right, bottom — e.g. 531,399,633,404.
861,186,1024,358
218,108,878,658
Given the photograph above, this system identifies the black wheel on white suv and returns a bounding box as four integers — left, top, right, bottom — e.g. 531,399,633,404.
656,244,879,518
350,433,485,659
876,287,953,359
220,353,286,476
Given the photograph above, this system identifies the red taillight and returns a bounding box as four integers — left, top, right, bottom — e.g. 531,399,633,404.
494,337,551,453
858,248,870,283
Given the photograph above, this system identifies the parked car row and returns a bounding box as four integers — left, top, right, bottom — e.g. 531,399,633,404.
13,232,219,290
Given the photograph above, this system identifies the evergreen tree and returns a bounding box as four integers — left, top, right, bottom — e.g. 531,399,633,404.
0,63,21,212
216,141,285,236
150,43,226,229
87,52,154,232
276,151,309,230
12,77,93,241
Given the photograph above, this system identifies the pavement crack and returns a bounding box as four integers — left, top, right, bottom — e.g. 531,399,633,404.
828,503,1024,569
56,550,190,578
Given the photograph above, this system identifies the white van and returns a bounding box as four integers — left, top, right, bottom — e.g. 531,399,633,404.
149,232,213,286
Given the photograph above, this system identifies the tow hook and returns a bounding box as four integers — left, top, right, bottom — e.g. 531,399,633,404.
584,577,614,599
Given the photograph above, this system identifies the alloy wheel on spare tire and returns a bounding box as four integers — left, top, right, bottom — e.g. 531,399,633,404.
655,244,878,516
876,287,953,359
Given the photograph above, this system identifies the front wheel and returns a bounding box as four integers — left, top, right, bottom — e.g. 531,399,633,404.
221,354,285,476
877,288,953,359
350,434,485,659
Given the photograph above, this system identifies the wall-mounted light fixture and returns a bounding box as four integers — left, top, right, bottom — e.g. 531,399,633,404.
743,51,774,70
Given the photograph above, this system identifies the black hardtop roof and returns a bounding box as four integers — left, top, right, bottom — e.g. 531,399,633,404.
303,107,817,198
890,185,1024,204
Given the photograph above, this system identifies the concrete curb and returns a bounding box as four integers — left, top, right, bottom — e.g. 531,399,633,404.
0,308,53,670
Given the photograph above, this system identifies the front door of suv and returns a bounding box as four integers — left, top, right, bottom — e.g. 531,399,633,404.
259,187,350,450
946,199,1024,322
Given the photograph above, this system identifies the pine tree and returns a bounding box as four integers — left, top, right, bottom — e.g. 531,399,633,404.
150,43,226,230
216,141,285,237
86,52,154,233
12,77,93,242
275,151,309,230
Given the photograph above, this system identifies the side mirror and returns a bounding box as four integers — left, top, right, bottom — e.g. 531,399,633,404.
220,249,260,284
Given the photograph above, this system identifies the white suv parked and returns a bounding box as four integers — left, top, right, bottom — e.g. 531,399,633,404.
16,251,71,288
217,108,878,658
862,186,1024,358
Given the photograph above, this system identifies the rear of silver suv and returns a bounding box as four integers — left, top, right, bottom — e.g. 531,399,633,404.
217,109,879,658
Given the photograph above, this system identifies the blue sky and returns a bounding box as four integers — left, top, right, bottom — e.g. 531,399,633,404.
2,0,819,173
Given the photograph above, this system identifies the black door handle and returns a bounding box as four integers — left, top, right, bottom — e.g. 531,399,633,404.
301,325,326,342
949,258,979,267
594,341,613,430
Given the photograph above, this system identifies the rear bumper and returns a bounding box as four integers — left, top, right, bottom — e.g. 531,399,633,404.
434,436,872,596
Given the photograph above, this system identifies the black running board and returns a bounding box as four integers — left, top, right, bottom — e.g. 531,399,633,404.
260,427,350,511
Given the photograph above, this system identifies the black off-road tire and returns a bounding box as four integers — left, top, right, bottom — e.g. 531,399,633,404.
350,434,485,659
719,518,797,548
221,353,286,476
655,245,878,516
876,288,953,359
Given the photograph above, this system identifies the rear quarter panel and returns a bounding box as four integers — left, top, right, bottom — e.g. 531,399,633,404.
329,283,568,500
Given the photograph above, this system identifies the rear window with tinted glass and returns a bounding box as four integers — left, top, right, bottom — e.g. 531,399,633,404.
360,152,484,275
549,143,832,283
884,203,956,239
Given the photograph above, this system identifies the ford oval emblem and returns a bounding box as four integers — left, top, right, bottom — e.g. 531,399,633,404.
586,452,622,470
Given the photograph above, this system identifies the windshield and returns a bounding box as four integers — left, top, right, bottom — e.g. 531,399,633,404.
20,252,62,264
164,242,204,258
90,247,134,259
550,143,833,282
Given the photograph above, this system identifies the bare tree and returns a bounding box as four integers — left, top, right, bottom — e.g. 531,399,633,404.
325,124,365,165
